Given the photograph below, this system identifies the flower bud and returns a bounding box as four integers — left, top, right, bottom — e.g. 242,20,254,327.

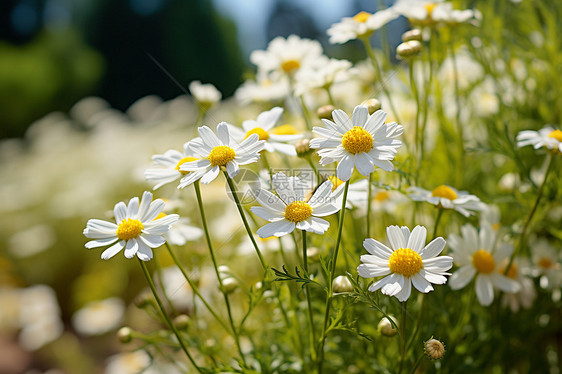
378,315,398,337
307,247,320,262
402,29,423,42
424,338,446,359
396,40,423,59
317,105,335,120
361,98,382,115
332,275,353,293
295,138,313,158
117,327,133,344
134,292,154,309
222,277,238,294
173,314,191,329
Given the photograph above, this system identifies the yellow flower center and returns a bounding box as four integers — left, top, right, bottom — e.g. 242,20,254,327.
388,248,423,277
175,156,198,175
374,191,390,202
116,218,144,241
538,257,554,269
431,185,458,201
281,59,301,73
472,249,495,274
208,145,236,167
492,222,501,231
498,263,518,279
353,11,371,23
327,176,345,192
341,126,373,154
548,129,562,142
271,124,299,135
284,201,313,223
424,3,437,18
245,127,269,141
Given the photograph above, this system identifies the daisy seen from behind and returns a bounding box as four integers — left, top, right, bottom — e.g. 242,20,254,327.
83,191,179,261
447,224,520,306
144,143,207,190
516,126,562,154
251,172,341,237
358,225,453,302
179,122,265,187
310,105,403,181
227,107,302,156
327,9,400,44
409,184,483,217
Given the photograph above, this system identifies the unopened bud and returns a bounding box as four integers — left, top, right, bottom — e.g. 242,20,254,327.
173,314,191,329
218,265,231,274
222,277,238,294
307,247,320,262
396,40,423,59
317,105,335,120
117,327,133,344
401,29,422,42
134,292,154,309
295,138,312,157
424,338,445,359
378,315,398,337
361,98,382,115
332,275,353,293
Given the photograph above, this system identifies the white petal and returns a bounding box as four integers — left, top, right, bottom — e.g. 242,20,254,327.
479,224,495,251
83,219,118,238
124,239,139,259
332,109,353,131
448,265,476,290
139,234,166,248
114,202,127,222
355,153,375,177
127,197,139,218
216,122,231,145
423,256,453,273
381,273,405,296
296,220,312,231
251,206,284,222
257,220,295,238
138,192,153,222
101,240,125,260
311,203,340,217
308,180,333,208
407,225,427,252
386,225,407,250
368,273,396,292
420,237,446,259
226,161,240,177
363,238,393,258
360,254,390,267
136,240,154,261
198,126,221,147
394,277,411,302
490,273,521,293
201,166,220,184
85,237,119,249
352,105,369,127
411,273,434,293
308,217,330,234
270,142,297,156
141,199,166,222
420,269,448,285
475,274,494,306
255,189,286,212
358,263,391,278
364,109,387,134
336,154,355,181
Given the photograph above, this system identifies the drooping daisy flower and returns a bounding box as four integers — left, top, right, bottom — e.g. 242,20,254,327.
358,225,453,302
250,35,323,78
250,172,341,237
83,191,179,261
516,126,562,153
178,122,265,186
409,185,483,217
228,107,302,156
309,105,403,181
144,143,207,190
188,80,221,109
447,224,520,306
327,9,400,44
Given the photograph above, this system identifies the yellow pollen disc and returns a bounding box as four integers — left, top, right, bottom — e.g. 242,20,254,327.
284,201,313,223
245,127,269,141
353,11,371,23
341,126,373,154
327,176,345,192
498,263,518,279
472,249,495,274
548,129,562,142
374,191,390,202
154,212,167,220
281,59,301,73
538,257,553,269
388,248,423,277
175,156,198,175
424,3,437,17
208,145,236,167
271,124,299,135
431,185,458,201
492,222,501,231
116,218,144,241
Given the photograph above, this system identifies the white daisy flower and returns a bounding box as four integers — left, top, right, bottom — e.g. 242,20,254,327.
516,126,562,153
294,56,353,96
409,185,483,217
447,224,520,306
531,239,561,291
431,2,481,25
144,143,207,190
250,172,341,237
394,0,444,25
327,9,400,44
71,297,125,336
309,106,403,181
178,122,265,186
358,225,453,302
250,35,323,77
499,258,536,313
228,107,302,156
188,80,221,108
83,191,179,261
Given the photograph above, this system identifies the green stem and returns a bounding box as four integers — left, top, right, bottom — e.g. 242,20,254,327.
398,300,408,374
432,208,444,240
224,171,268,270
138,260,203,373
449,39,465,187
299,95,313,132
317,180,350,373
366,173,373,237
360,36,402,125
193,181,246,365
153,250,178,316
409,59,421,184
302,231,317,363
165,243,230,332
325,86,336,106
